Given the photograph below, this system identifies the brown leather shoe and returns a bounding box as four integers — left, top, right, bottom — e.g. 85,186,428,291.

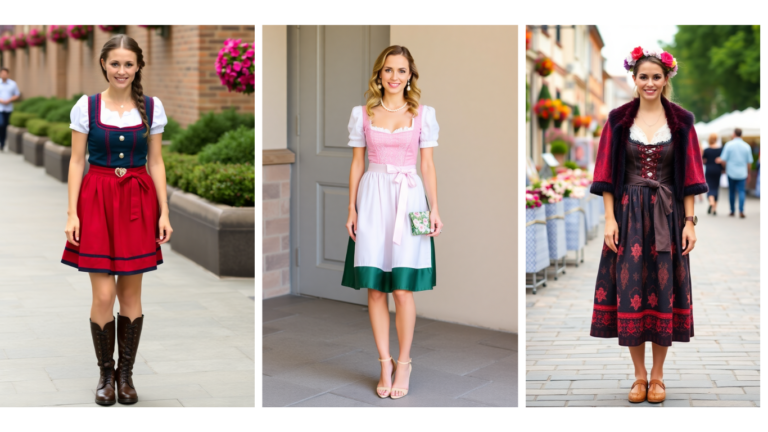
90,317,117,406
628,379,647,403
647,379,666,403
116,313,144,405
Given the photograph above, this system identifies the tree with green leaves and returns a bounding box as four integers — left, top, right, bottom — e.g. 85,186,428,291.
663,25,759,122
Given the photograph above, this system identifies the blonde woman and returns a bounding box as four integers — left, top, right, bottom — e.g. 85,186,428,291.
341,45,443,400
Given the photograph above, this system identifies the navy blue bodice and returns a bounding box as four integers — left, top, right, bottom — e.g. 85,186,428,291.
86,93,154,168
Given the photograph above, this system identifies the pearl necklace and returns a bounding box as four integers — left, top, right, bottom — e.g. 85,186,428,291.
381,100,408,113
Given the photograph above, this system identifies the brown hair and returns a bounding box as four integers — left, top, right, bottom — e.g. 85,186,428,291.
99,35,149,137
708,133,718,146
734,128,742,137
632,56,673,100
365,45,420,118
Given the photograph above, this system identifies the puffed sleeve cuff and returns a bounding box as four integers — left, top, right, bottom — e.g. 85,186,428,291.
69,95,89,134
684,183,708,197
419,105,439,148
590,181,614,196
347,106,366,147
149,97,167,135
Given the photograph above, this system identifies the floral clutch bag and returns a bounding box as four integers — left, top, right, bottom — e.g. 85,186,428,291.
409,211,431,235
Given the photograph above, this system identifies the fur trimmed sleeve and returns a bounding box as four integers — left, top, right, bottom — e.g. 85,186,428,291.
590,120,614,196
683,127,708,196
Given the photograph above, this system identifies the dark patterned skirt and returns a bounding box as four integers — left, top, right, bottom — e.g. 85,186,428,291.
590,184,694,347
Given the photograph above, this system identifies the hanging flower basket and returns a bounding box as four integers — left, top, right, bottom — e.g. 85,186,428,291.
28,29,46,47
67,25,93,41
48,25,68,44
533,99,555,130
0,36,13,51
573,115,592,133
215,38,255,95
552,99,571,128
535,56,554,77
11,33,27,49
526,30,532,51
98,25,123,33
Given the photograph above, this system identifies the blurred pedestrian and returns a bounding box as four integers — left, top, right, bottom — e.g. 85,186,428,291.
0,67,21,152
61,34,171,406
701,133,722,215
720,128,753,218
589,46,705,404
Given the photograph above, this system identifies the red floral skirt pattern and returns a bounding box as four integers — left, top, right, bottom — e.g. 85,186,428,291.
61,165,163,275
590,185,693,346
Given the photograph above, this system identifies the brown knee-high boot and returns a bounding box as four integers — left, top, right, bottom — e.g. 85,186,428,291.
116,313,144,405
89,317,117,406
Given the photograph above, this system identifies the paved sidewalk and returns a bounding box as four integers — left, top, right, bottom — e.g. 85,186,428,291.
263,295,518,407
0,151,254,407
526,194,760,407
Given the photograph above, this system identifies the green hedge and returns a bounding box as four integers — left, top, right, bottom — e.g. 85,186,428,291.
48,123,72,146
163,148,254,207
9,112,39,128
26,119,50,137
198,126,254,165
169,109,254,155
44,102,76,123
15,96,48,113
163,116,182,141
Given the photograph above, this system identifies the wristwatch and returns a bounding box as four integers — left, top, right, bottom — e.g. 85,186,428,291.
685,216,697,226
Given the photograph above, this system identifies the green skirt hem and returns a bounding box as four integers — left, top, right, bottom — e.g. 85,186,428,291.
341,236,436,293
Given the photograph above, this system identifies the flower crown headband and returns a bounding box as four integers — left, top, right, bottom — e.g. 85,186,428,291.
624,46,678,78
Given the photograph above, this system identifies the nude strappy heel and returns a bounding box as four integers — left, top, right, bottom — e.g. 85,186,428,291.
376,357,396,398
390,358,412,400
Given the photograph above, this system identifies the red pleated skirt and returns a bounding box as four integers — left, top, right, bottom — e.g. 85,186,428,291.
61,165,163,275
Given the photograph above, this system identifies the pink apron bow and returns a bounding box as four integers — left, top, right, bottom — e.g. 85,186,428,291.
387,164,418,245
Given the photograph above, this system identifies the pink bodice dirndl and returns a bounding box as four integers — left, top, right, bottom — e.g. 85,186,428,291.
341,105,436,293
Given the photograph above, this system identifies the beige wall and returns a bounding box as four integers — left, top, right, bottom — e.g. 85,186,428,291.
390,26,518,333
262,25,287,150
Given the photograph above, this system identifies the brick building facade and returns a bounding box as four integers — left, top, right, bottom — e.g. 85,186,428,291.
1,25,254,127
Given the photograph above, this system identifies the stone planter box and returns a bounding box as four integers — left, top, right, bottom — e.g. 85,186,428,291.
169,189,254,277
22,132,47,166
44,141,72,182
7,125,25,153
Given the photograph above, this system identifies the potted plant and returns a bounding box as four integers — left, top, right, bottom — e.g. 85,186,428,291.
216,38,255,95
11,33,27,50
28,29,46,47
98,25,124,33
67,25,92,41
48,25,68,44
552,99,571,128
549,140,569,165
535,55,554,77
0,35,13,51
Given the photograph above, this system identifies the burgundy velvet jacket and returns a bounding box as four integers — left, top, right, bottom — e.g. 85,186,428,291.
590,97,708,200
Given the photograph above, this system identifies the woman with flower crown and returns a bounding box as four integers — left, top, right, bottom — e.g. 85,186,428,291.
341,45,443,400
588,47,707,404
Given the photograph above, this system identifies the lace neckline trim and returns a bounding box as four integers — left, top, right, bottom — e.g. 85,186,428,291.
629,122,671,145
369,118,415,135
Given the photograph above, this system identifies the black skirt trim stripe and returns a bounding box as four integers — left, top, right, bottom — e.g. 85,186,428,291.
61,259,162,276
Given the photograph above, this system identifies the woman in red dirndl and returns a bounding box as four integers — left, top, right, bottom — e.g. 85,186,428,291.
61,35,173,406
589,47,707,404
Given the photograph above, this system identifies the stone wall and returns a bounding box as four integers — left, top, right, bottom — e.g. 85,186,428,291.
262,163,291,298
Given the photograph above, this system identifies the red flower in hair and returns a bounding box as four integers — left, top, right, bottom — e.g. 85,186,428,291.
631,46,644,61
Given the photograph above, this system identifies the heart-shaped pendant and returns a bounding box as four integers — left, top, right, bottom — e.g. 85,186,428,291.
115,167,127,177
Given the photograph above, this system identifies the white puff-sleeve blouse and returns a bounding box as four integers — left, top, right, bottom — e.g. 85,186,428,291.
69,95,168,135
347,105,439,148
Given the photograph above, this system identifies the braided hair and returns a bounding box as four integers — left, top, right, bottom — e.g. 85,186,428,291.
99,35,149,137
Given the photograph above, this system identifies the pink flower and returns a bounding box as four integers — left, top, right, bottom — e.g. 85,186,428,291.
233,62,242,72
660,51,674,68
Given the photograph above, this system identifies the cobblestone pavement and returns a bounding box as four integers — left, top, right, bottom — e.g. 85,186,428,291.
0,150,254,407
263,295,518,407
526,194,760,407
